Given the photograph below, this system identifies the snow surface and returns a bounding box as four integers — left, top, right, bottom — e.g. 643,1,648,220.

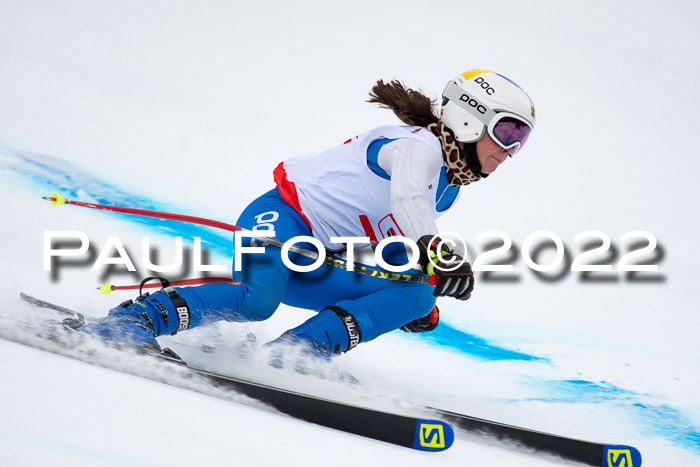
1,0,699,465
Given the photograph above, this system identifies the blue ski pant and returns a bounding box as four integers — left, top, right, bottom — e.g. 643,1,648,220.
104,189,436,353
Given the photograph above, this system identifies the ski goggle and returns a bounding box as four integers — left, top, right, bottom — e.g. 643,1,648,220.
487,112,532,155
442,80,533,155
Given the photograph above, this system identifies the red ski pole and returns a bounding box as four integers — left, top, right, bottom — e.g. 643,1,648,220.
44,194,242,233
44,193,312,257
99,277,239,294
44,193,432,284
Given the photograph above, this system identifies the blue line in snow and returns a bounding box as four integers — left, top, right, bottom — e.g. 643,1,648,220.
407,321,544,362
5,144,700,455
514,379,700,455
1,145,234,253
2,144,546,363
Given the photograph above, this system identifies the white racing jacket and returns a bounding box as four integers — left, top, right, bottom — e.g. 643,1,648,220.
274,125,460,251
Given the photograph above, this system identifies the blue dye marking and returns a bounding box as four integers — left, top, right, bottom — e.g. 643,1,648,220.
545,379,638,403
529,380,700,455
631,403,700,454
1,146,233,255
3,145,542,363
2,144,545,366
5,145,700,455
414,321,544,362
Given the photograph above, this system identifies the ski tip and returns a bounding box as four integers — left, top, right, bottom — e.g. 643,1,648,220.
602,445,642,467
413,419,454,452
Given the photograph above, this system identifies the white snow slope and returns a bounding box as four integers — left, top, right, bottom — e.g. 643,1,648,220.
1,1,699,466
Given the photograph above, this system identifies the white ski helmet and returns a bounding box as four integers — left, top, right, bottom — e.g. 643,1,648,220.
440,70,535,154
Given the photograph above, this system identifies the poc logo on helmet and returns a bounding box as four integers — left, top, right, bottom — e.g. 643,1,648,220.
474,76,495,95
458,93,487,115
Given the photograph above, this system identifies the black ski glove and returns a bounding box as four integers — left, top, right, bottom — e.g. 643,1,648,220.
417,235,474,300
400,305,439,333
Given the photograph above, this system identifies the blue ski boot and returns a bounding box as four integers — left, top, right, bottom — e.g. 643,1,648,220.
80,277,191,362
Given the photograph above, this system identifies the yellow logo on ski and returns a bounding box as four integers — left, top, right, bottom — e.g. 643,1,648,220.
607,448,633,466
418,423,445,448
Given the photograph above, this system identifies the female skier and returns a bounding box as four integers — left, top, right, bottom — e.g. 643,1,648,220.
81,69,536,359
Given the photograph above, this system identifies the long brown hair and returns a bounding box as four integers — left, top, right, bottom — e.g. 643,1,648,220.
367,79,439,127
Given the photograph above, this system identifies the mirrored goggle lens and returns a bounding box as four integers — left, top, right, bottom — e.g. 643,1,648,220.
492,117,531,150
